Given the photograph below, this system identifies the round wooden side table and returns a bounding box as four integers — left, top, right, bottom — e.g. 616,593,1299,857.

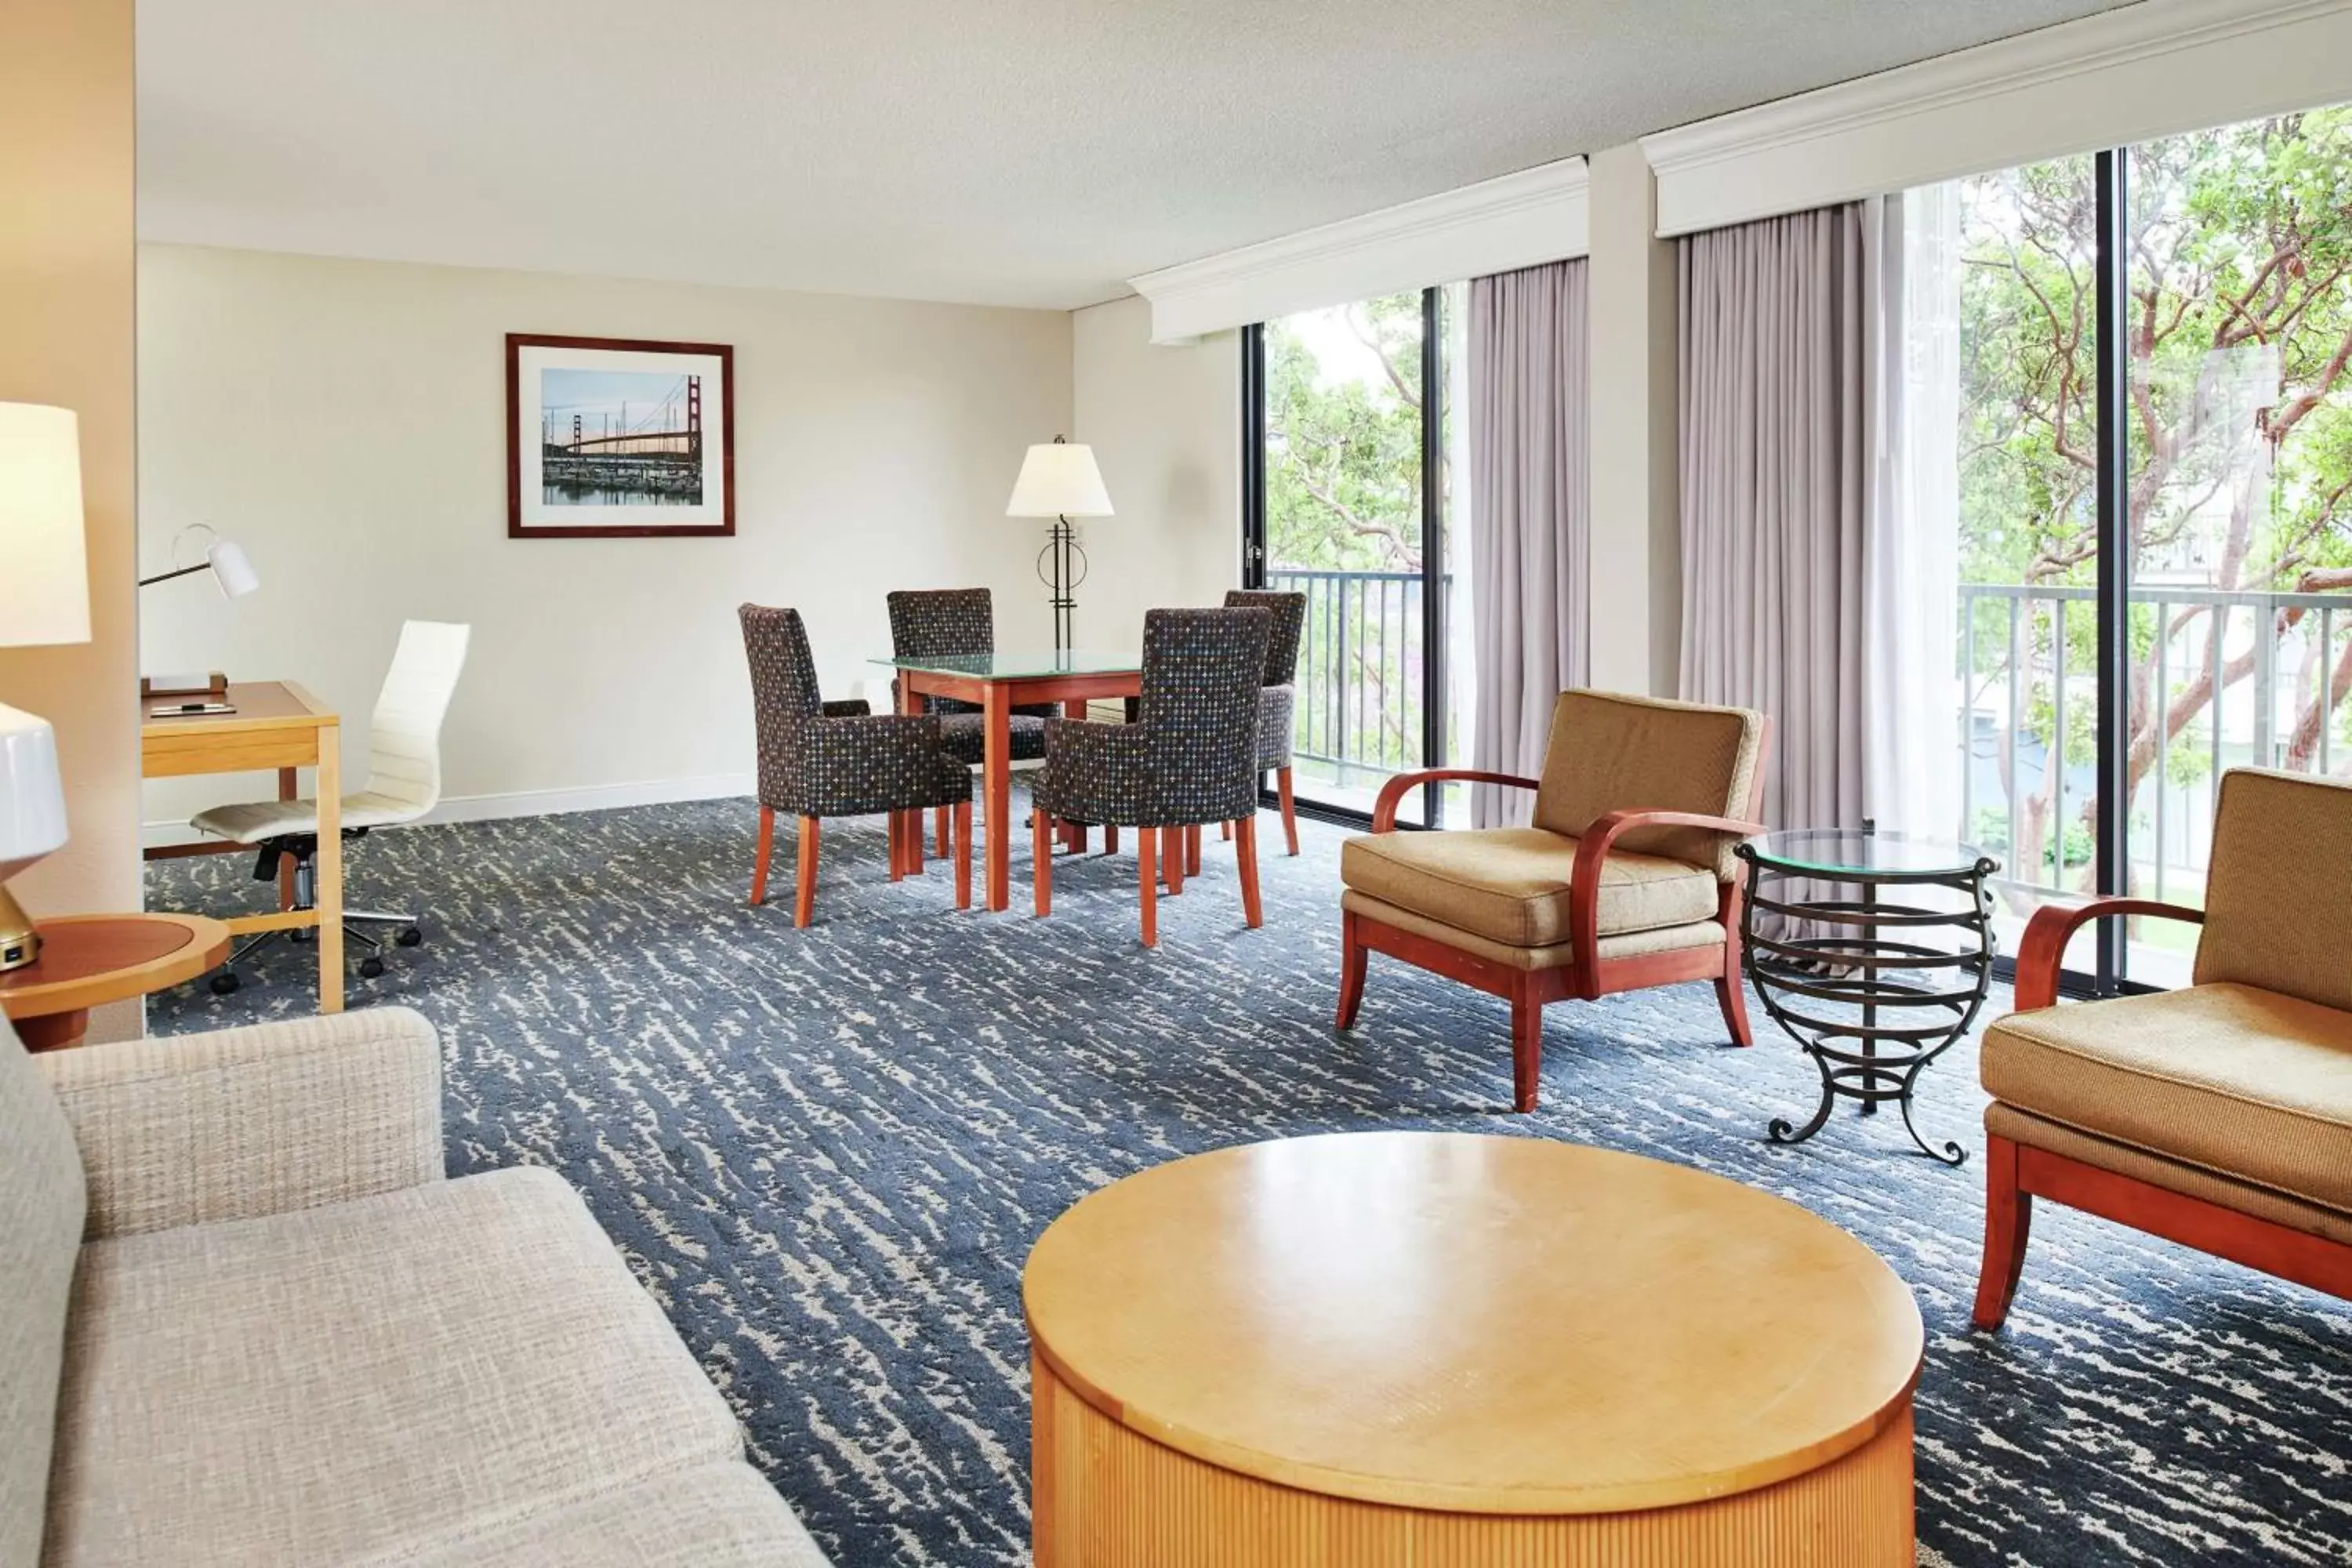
0,913,232,1051
1024,1132,1923,1566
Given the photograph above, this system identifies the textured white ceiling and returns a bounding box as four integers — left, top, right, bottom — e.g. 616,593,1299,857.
135,0,2129,310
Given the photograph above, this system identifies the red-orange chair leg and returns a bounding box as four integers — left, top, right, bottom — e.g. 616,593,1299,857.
954,800,972,910
1278,766,1301,856
1033,808,1053,916
750,805,775,906
1508,977,1543,1112
1973,1134,2034,1330
1235,816,1263,929
1186,823,1203,877
1335,909,1368,1027
1105,824,1118,855
934,805,949,858
1138,829,1159,946
1163,826,1185,895
793,815,820,928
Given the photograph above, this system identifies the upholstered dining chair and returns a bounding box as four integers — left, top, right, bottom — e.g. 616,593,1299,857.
1973,767,2352,1331
1222,588,1308,856
887,587,1054,853
739,604,972,927
1335,690,1770,1111
1030,606,1273,947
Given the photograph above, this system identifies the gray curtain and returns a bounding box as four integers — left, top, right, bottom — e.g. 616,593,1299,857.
1468,259,1589,828
1677,205,1869,835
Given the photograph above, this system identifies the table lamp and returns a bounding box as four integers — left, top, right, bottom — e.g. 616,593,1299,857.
1006,436,1112,652
0,402,91,973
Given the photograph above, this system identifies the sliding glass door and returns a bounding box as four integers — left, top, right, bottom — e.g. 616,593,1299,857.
1939,106,2352,990
1244,286,1468,826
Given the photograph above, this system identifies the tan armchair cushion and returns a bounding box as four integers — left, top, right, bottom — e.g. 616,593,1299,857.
1530,691,1764,879
1340,826,1719,949
2194,768,2352,1015
1981,982,2352,1214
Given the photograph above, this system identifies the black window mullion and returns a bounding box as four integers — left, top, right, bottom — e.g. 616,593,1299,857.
1420,286,1446,828
1240,322,1267,590
2093,149,2131,993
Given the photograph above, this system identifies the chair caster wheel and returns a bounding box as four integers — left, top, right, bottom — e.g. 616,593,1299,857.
358,956,386,979
394,927,423,948
291,928,314,945
209,971,241,996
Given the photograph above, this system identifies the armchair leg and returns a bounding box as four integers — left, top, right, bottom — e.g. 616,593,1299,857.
1716,883,1755,1046
1033,808,1053,916
954,800,972,910
934,805,949,858
794,816,820,929
1105,824,1118,855
1973,1134,2033,1331
909,808,926,874
750,805,775,907
1235,816,1263,929
1186,823,1203,877
1163,826,1185,895
1221,821,1231,842
1278,766,1300,856
887,811,905,883
1335,909,1367,1028
1508,976,1543,1112
1138,829,1159,946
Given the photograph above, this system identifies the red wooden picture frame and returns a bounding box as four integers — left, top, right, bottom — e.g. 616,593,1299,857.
506,332,735,539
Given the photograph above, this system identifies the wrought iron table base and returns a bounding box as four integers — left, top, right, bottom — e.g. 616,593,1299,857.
1737,844,1998,1167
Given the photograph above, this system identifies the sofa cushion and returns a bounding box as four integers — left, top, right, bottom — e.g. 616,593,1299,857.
44,1165,743,1566
1,1022,85,1568
2195,768,2352,1015
384,1462,832,1568
1529,690,1763,878
1981,982,2352,1214
1341,826,1719,948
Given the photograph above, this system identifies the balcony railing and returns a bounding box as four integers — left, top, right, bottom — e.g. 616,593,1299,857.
1266,568,1446,782
1959,580,2352,903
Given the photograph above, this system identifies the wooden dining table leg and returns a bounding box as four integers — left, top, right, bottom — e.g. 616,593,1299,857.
984,682,1012,912
278,767,299,910
314,722,344,1014
1033,808,1053,916
954,800,972,910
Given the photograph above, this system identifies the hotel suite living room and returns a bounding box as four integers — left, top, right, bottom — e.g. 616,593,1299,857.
5,2,2352,1565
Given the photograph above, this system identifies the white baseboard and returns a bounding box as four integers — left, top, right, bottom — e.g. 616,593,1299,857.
141,771,755,850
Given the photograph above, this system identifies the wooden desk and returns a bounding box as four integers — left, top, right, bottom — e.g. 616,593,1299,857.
874,652,1144,913
140,681,344,1013
1025,1132,1924,1565
1,913,232,1049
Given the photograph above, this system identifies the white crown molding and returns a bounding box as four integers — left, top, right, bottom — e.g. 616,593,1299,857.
1642,0,2352,237
1129,157,1589,343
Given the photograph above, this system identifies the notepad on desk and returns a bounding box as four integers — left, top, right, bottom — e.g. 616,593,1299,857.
147,700,237,718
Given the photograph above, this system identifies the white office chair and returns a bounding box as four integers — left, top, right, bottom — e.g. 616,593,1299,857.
191,620,470,992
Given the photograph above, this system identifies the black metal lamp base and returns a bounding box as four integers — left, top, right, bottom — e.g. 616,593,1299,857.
1036,516,1088,653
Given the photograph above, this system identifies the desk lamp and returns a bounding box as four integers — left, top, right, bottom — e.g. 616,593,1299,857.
1006,436,1113,652
0,402,91,972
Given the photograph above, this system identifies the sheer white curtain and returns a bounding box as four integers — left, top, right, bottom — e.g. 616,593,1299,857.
1468,260,1590,827
1863,184,1963,839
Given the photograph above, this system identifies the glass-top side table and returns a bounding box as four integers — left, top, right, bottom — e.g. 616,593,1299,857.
1735,829,2001,1166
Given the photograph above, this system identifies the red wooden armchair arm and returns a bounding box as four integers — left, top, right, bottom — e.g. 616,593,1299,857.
1567,808,1769,983
2013,898,2205,1011
1369,768,1540,832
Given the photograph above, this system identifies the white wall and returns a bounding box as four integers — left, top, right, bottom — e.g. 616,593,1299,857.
1069,295,1241,652
137,244,1071,835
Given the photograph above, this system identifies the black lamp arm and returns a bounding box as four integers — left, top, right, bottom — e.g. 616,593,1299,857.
138,562,212,589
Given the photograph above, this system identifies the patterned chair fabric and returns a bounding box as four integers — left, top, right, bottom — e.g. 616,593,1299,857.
1223,589,1305,770
1035,608,1272,829
885,587,1058,733
740,604,970,818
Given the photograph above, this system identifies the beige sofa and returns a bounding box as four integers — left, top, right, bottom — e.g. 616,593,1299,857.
3,1006,829,1566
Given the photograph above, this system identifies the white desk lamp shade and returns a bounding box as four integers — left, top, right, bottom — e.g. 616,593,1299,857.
0,708,67,877
0,402,92,648
1006,441,1114,518
208,538,261,598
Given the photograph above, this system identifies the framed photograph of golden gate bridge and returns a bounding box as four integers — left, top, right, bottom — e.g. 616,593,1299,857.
506,333,735,538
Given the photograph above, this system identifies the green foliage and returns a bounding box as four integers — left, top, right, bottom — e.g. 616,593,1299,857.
1263,294,1425,574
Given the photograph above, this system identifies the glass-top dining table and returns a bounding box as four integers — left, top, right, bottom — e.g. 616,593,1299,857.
869,649,1144,912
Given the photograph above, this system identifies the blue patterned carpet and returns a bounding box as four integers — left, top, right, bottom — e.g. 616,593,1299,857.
148,799,2351,1566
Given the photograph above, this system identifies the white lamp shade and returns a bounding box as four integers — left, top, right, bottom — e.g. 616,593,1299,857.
1006,441,1113,519
209,538,261,598
0,403,91,648
0,703,67,878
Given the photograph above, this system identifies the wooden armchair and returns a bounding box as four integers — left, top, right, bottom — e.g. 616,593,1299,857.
1973,767,2352,1330
1335,691,1769,1111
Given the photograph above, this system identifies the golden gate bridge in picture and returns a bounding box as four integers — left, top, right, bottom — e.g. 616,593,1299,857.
540,373,703,505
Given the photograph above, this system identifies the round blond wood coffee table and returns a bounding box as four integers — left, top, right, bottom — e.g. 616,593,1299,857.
1024,1131,1923,1566
0,913,231,1051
